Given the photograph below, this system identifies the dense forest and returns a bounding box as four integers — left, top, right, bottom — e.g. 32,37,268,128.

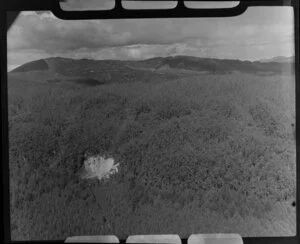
8,70,296,240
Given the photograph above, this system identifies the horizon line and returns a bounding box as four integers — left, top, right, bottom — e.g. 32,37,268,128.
8,54,295,72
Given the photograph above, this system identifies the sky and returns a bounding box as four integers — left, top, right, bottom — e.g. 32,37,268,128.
7,0,295,71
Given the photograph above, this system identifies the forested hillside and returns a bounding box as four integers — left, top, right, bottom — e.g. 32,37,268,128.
8,66,296,240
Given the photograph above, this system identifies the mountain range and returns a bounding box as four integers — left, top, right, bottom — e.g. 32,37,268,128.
259,56,295,63
9,55,294,85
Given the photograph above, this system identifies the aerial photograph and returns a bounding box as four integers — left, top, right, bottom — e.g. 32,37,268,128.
7,0,296,240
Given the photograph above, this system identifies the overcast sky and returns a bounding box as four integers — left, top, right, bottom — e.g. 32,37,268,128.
7,1,294,71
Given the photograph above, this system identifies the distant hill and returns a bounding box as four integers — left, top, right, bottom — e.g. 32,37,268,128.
144,55,294,74
9,55,294,85
9,57,184,85
11,59,49,73
259,56,295,63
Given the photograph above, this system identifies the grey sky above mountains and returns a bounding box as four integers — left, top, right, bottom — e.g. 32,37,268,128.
7,1,294,71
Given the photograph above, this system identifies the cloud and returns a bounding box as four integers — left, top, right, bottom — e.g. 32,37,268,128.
8,12,132,52
7,7,295,69
8,11,204,53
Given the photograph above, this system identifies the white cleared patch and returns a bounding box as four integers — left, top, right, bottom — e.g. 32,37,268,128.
80,155,119,181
